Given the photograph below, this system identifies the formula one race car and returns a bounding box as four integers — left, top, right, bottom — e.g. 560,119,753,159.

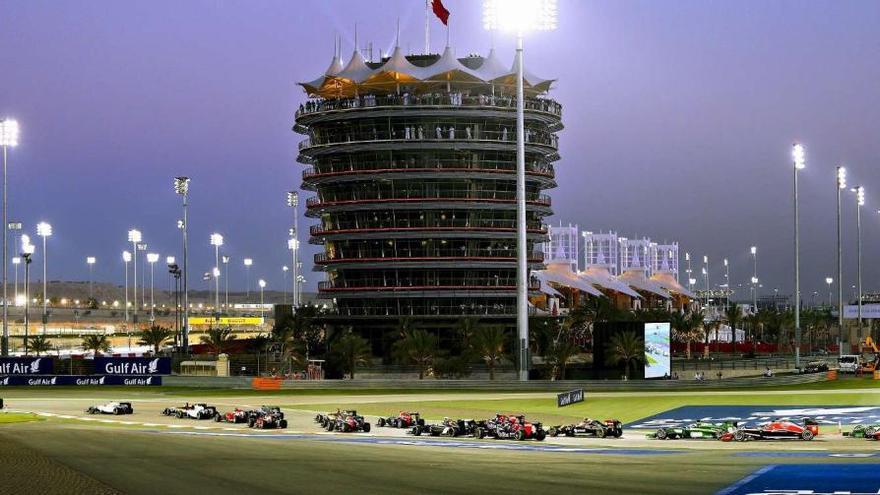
214,408,253,424
411,418,482,438
162,403,218,420
248,406,287,429
482,414,546,441
315,410,357,428
733,417,818,441
548,418,623,438
86,401,134,415
377,411,425,428
647,421,737,440
326,410,371,433
845,424,880,440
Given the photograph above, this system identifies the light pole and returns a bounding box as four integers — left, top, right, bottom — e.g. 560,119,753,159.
282,266,289,304
243,258,253,300
147,253,159,323
137,243,147,308
826,277,833,307
723,258,729,309
702,255,709,306
792,143,805,368
123,251,131,322
853,186,865,343
166,256,176,296
86,256,96,301
36,222,51,335
128,229,142,327
174,176,190,351
222,256,230,310
836,166,846,356
11,256,19,306
484,0,558,381
210,233,223,320
0,118,19,356
750,246,758,311
286,191,299,308
258,279,267,331
21,238,33,354
685,252,692,291
288,238,298,309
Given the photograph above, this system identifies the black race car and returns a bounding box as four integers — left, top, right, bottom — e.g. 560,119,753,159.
249,406,287,429
315,410,357,428
411,418,482,437
481,414,546,441
548,418,622,438
162,403,218,420
326,411,371,433
378,411,425,428
733,417,819,441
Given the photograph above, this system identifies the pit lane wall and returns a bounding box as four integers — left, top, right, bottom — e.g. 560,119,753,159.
162,372,828,390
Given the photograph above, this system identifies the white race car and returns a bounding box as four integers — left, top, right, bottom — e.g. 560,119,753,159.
86,402,134,415
162,403,218,420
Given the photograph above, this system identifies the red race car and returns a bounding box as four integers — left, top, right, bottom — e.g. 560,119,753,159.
377,411,425,428
215,408,252,424
482,414,546,441
733,417,819,441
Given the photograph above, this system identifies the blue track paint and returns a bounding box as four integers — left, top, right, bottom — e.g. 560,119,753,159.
735,451,880,458
717,464,880,494
152,430,680,455
629,405,880,429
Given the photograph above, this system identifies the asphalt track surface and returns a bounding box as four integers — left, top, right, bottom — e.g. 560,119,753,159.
5,393,880,453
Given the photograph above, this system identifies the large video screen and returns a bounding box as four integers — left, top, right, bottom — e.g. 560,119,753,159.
644,322,671,379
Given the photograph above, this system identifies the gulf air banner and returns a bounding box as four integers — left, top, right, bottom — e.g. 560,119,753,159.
0,375,161,386
188,317,264,326
94,357,171,375
0,357,54,375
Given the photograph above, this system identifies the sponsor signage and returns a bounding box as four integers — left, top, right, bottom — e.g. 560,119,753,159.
94,357,170,375
0,357,54,375
629,405,880,428
843,304,880,319
644,322,671,379
188,317,264,326
557,389,585,407
0,375,162,386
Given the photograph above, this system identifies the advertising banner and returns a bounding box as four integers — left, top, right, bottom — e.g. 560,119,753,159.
843,304,880,319
94,357,171,375
188,317,264,326
557,389,585,407
644,322,671,379
0,375,162,386
0,357,54,375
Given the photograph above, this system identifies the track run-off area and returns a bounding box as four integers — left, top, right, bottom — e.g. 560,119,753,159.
1,380,879,494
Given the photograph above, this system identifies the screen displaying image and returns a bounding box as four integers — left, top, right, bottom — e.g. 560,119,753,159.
644,322,671,378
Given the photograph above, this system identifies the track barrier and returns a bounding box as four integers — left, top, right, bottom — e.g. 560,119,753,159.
827,370,838,380
252,377,283,390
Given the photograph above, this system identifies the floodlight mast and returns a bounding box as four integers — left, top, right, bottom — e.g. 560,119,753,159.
174,176,190,351
1,118,19,356
792,143,805,368
836,166,846,357
483,0,558,381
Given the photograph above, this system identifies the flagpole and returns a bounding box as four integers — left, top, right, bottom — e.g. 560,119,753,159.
425,0,429,54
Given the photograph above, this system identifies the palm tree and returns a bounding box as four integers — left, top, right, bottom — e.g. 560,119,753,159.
455,317,480,353
200,327,236,354
393,328,437,379
470,325,506,380
724,305,742,356
82,334,111,358
335,329,372,379
604,330,645,379
138,325,174,355
544,338,579,380
28,335,53,356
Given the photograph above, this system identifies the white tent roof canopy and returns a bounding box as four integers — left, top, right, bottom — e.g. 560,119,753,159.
298,42,556,97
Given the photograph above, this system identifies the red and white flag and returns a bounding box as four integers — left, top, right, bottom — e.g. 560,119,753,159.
432,0,450,26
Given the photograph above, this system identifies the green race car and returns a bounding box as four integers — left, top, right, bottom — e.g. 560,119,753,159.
844,424,880,440
647,421,738,440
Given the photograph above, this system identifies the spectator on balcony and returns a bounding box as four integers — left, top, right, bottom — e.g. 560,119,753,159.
448,126,455,139
417,126,424,140
465,126,472,140
501,127,508,141
435,126,442,139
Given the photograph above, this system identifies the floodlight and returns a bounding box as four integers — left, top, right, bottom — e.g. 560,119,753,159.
792,143,805,170
483,0,558,32
127,229,142,243
0,119,19,147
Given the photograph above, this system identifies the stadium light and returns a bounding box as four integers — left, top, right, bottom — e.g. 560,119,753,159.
791,143,805,368
836,166,846,356
209,233,223,319
0,119,20,356
852,185,865,343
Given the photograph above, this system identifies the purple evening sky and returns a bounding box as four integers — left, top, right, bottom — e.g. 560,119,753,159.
1,0,878,299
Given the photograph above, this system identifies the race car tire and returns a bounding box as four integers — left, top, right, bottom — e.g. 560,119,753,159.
865,427,876,437
378,418,385,427
418,419,425,427
445,428,455,437
655,429,667,440
214,415,222,423
280,420,288,429
801,430,814,441
535,431,546,442
613,429,622,438
565,430,575,437
176,411,184,419
733,430,746,442
363,423,371,433
394,419,402,428
548,428,558,437
248,417,256,428
326,422,335,431
515,430,526,441
113,408,120,415
475,428,485,439
596,428,606,439
412,426,422,436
